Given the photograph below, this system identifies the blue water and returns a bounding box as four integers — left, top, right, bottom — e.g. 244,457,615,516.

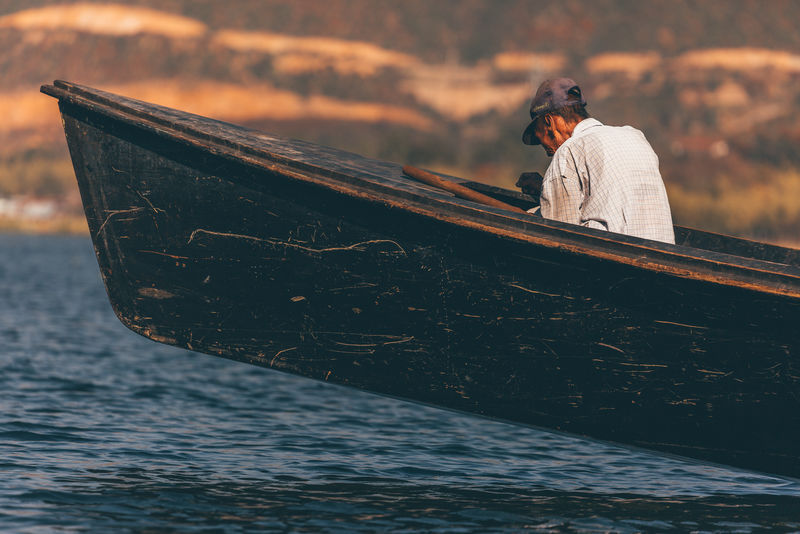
2,234,800,532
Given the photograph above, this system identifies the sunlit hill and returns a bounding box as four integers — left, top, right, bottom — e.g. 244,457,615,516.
2,1,800,241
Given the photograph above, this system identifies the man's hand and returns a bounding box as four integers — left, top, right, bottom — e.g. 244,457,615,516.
516,172,543,202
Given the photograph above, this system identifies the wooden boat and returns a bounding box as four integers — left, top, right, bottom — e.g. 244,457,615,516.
42,81,800,478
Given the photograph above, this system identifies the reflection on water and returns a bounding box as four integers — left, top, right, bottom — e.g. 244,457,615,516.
1,235,799,532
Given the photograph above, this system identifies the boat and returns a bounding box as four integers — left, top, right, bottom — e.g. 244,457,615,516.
41,80,800,479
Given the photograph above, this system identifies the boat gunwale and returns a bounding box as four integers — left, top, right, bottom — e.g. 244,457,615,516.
41,81,800,299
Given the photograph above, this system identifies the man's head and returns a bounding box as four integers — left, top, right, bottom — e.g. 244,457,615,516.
522,78,589,156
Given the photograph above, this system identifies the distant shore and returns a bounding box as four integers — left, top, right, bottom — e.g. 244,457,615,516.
0,215,87,235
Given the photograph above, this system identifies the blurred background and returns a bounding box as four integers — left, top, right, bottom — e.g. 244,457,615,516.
1,0,799,244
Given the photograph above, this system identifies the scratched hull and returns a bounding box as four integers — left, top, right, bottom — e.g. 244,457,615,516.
43,81,800,478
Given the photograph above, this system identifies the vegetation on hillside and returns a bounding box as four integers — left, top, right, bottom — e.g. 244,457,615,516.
1,1,799,241
0,151,74,197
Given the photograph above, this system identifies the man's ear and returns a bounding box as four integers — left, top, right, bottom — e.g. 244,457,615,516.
542,114,553,127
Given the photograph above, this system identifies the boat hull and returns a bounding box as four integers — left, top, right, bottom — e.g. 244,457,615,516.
49,83,800,478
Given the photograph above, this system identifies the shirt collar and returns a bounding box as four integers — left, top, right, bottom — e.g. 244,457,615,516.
571,117,603,139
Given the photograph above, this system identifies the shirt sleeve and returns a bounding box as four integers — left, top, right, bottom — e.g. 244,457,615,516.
539,148,583,226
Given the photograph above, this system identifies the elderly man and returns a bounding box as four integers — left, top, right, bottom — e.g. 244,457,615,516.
519,78,675,244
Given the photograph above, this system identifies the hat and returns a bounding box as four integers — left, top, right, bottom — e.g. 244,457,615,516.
522,78,586,145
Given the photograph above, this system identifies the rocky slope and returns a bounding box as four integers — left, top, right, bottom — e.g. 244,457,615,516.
2,1,800,238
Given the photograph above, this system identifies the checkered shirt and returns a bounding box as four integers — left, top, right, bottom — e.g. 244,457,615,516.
538,118,675,244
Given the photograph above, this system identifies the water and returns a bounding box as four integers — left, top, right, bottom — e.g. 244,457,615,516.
1,234,799,533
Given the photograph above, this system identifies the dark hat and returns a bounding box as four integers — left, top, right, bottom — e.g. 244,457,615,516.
522,78,586,145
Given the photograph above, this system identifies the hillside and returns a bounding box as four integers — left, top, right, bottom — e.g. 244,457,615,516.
2,1,800,239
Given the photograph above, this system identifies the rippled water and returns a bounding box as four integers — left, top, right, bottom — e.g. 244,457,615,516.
2,234,800,532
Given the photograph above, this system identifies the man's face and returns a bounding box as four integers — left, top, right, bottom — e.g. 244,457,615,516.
532,115,568,157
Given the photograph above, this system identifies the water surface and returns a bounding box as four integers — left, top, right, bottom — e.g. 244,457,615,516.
2,235,799,532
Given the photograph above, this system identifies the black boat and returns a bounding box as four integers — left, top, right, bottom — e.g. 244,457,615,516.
42,80,800,479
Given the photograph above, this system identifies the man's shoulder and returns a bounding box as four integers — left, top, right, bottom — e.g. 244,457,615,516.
550,119,651,168
577,120,643,137
572,121,649,148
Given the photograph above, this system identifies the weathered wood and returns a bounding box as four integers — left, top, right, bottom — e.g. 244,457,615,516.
402,165,527,213
42,80,800,479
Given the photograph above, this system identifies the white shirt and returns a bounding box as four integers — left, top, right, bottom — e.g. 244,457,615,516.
538,118,675,244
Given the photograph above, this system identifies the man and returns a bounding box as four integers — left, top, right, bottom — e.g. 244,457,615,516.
519,78,675,244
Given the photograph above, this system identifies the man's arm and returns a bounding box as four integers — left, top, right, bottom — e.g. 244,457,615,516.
515,172,543,203
539,155,583,226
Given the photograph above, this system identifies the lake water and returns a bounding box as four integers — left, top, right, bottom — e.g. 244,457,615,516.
2,234,800,532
